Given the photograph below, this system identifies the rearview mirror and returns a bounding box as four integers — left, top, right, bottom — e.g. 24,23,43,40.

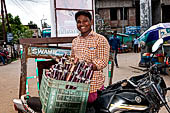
152,38,163,53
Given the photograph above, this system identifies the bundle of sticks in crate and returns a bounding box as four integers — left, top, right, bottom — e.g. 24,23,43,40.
45,54,93,84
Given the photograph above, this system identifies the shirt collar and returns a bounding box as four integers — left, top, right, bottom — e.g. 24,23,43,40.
78,30,95,39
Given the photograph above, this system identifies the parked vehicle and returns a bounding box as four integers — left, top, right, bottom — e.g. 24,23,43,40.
0,49,11,65
94,38,170,113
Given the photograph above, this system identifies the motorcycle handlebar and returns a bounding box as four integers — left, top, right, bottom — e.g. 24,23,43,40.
148,63,169,72
157,63,169,68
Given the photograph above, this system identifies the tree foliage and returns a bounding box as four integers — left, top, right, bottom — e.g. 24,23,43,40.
0,13,34,44
8,13,34,43
28,21,37,27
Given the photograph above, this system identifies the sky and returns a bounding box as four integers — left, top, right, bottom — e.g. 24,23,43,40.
5,0,51,29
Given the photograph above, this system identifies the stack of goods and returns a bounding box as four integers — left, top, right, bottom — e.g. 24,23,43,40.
40,54,92,113
44,54,94,84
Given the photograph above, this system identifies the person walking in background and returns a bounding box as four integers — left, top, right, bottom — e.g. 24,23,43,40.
133,36,139,53
0,47,6,65
0,55,5,65
71,10,110,110
109,31,121,68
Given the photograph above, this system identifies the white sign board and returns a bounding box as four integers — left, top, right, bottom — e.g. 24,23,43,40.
28,47,71,57
56,0,93,10
7,33,13,43
57,10,93,37
53,0,94,37
57,10,79,37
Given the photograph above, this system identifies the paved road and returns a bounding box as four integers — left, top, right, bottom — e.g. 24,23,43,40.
0,58,37,113
0,53,170,113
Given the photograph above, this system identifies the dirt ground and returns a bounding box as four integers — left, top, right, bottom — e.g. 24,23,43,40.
0,52,170,113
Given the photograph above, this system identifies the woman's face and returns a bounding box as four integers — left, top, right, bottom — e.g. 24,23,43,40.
76,15,92,37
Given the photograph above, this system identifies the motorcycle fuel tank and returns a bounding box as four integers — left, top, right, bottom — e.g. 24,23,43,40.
109,91,149,113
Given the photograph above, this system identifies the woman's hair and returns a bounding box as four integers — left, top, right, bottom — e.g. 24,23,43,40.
75,10,92,21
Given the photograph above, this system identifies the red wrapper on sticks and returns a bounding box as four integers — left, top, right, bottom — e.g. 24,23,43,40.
44,55,94,90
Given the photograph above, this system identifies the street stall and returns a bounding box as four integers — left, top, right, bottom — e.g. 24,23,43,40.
116,33,131,53
125,26,141,52
15,1,115,113
19,37,91,113
138,23,170,67
19,37,73,96
18,39,113,113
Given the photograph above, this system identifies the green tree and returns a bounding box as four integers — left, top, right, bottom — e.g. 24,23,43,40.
0,13,33,44
8,13,33,43
28,21,38,27
28,21,34,25
0,22,3,40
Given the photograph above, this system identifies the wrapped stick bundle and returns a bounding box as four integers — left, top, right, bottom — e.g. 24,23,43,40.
44,54,94,85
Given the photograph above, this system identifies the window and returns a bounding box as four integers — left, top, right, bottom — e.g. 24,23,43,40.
162,5,170,22
120,7,128,20
110,8,117,20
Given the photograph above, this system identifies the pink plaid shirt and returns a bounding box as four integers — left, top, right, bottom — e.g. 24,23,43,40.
71,31,110,93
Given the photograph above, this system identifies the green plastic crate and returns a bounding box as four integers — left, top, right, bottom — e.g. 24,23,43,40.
40,70,90,113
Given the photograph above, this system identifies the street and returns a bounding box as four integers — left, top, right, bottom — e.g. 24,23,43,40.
0,52,170,113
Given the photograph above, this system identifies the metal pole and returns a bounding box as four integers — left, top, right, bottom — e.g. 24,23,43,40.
122,7,125,33
108,53,114,85
148,0,152,27
41,17,47,30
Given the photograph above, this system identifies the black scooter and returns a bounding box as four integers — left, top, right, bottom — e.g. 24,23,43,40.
94,38,170,113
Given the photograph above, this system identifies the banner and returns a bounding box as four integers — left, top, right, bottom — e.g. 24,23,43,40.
56,10,79,37
125,26,141,35
28,47,71,57
56,10,93,37
56,0,93,10
54,0,94,37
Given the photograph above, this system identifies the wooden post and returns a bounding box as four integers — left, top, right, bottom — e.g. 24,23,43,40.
1,0,6,42
3,0,11,32
19,44,27,98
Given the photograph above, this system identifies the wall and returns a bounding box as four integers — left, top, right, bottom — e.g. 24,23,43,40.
162,0,170,5
97,0,136,33
129,8,136,26
96,0,132,8
152,1,161,24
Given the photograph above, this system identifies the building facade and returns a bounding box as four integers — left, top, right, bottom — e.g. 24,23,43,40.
96,0,170,33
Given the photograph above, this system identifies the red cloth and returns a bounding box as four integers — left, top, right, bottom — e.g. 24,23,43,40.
87,85,104,103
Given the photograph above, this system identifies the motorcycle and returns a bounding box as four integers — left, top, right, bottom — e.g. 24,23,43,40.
94,38,170,113
0,49,11,65
13,95,42,113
